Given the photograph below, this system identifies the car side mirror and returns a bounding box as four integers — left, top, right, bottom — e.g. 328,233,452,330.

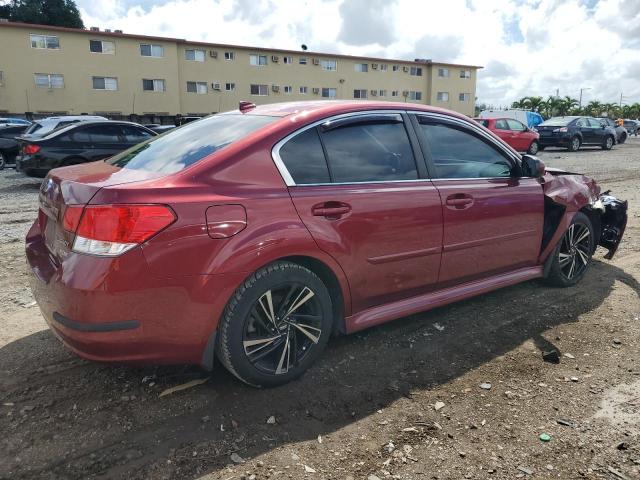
521,154,545,178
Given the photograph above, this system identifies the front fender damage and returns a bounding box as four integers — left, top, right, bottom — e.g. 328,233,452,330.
541,168,628,260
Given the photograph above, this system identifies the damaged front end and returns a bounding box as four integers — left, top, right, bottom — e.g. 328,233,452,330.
541,168,628,260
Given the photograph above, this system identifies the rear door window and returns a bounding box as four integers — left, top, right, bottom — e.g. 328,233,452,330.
278,128,330,184
86,125,122,143
495,119,510,130
120,125,154,143
71,128,92,143
319,117,417,183
108,114,276,173
506,119,526,131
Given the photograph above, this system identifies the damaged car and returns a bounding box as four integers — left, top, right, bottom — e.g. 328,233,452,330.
25,101,627,387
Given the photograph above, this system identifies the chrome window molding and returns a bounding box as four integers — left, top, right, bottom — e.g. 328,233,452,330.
270,109,521,187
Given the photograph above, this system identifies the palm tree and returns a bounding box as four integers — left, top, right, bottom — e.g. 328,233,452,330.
511,98,528,109
557,96,579,116
524,96,545,112
584,100,603,117
602,103,620,118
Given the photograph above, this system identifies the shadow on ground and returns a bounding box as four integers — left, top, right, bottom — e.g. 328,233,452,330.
0,259,638,479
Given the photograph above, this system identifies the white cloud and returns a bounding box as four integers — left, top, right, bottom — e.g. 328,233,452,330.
76,0,640,107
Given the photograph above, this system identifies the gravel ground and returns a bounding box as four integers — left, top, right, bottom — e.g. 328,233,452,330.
0,139,639,480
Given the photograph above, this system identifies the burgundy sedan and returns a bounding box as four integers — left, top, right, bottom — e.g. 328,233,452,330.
474,117,540,154
26,101,627,387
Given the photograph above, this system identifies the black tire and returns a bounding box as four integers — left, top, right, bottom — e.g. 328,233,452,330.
217,261,333,387
527,140,539,155
618,132,627,144
0,152,5,170
602,135,614,150
567,136,581,152
544,212,594,287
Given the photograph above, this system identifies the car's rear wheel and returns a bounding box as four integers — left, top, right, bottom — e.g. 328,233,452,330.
618,132,627,144
527,140,539,155
217,261,333,387
0,152,5,170
544,212,594,287
567,136,581,152
602,135,614,150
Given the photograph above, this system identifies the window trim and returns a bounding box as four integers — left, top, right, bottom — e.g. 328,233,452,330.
89,39,115,54
272,110,426,187
30,34,59,49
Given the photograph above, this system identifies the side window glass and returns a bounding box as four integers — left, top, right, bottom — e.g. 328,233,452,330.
588,118,602,127
506,119,526,131
88,125,122,143
71,129,91,143
495,119,510,130
418,121,512,179
320,120,417,183
576,119,586,127
121,126,153,143
279,128,330,184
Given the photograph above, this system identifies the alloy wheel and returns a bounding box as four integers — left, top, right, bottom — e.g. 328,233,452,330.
571,137,580,151
606,137,614,149
243,283,323,375
558,223,591,280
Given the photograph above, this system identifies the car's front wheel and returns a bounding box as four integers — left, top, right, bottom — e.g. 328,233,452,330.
527,140,539,155
618,132,627,144
544,212,594,287
217,261,333,387
602,135,614,150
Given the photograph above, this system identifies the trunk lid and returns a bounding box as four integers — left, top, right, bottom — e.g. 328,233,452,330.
38,161,164,261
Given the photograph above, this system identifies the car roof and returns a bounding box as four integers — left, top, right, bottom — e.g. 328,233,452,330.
36,115,108,122
234,100,471,122
37,120,154,139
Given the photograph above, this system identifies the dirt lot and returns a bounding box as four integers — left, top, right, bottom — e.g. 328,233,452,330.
0,140,639,480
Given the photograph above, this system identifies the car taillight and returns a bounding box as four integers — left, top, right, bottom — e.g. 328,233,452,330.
552,127,568,133
69,204,175,256
62,205,84,232
23,144,41,155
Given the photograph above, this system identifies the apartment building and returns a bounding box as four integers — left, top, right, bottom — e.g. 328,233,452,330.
0,21,481,119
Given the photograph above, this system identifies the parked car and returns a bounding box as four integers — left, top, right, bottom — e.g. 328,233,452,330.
479,109,544,128
25,101,627,387
536,116,617,151
623,119,638,136
0,117,32,126
20,115,108,139
0,124,30,169
147,124,176,134
474,117,540,154
17,121,156,177
598,117,627,144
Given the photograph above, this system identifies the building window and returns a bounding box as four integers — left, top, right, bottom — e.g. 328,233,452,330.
284,85,293,94
438,68,450,77
34,73,64,89
410,66,422,76
299,57,307,65
89,39,115,54
142,79,165,92
459,92,471,101
225,82,235,91
186,81,207,94
250,84,268,96
380,64,388,71
92,76,118,90
460,69,471,79
322,87,336,98
140,44,164,57
321,60,337,71
392,65,399,72
379,89,387,97
391,90,398,97
355,63,368,72
224,51,235,60
283,56,294,64
30,34,59,49
0,71,4,87
409,91,422,101
353,89,368,99
437,91,449,101
250,54,268,66
299,86,308,94
185,49,205,62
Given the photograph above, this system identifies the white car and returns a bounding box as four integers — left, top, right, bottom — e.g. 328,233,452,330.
20,115,107,139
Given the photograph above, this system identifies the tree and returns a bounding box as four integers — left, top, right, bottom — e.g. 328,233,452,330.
5,0,84,28
523,96,544,112
557,96,579,116
584,100,603,117
511,98,528,109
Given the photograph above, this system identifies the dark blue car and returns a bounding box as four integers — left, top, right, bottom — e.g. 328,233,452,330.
536,116,617,152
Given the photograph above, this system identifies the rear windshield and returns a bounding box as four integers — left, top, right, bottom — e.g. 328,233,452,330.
25,122,43,134
107,114,277,173
539,117,577,127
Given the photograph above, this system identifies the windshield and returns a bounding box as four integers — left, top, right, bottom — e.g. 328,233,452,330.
539,117,578,127
108,114,277,173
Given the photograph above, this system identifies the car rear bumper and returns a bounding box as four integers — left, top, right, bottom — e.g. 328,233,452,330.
538,135,571,147
25,219,246,368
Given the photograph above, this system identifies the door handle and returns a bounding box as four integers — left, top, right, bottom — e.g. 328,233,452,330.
312,202,351,218
445,194,474,209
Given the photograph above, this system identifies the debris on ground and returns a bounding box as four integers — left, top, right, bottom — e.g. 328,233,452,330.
158,377,208,397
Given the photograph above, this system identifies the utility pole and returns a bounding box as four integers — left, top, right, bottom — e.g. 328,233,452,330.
579,87,591,108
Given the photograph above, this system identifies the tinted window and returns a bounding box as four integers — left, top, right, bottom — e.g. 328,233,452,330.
121,125,153,143
495,119,510,130
575,118,586,127
587,118,602,127
87,125,122,143
506,119,526,131
279,128,330,184
108,114,276,173
418,122,512,179
71,129,91,143
476,120,489,127
320,120,417,183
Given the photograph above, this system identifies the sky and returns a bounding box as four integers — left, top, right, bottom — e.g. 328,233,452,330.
76,0,640,107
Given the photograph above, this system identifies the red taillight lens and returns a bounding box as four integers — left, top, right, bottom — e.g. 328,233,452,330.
76,205,175,244
62,205,84,232
23,144,41,155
